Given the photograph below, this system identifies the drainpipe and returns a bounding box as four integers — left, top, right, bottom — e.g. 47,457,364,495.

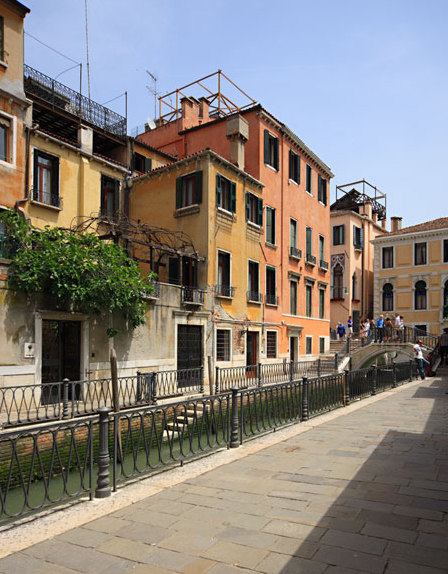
361,220,365,319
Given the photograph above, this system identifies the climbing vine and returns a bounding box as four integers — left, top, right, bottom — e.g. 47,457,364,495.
1,211,155,332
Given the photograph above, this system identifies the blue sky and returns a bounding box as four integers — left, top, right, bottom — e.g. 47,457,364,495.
23,0,448,228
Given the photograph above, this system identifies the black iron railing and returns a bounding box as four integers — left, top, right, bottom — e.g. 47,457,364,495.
24,65,127,138
289,246,302,259
215,284,235,298
319,259,329,271
265,293,278,305
247,290,262,303
305,253,316,265
181,286,205,305
31,188,61,208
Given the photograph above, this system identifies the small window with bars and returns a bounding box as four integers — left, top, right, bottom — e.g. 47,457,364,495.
216,329,231,361
266,331,277,359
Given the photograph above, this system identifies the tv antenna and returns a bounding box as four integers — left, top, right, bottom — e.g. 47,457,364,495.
146,70,160,120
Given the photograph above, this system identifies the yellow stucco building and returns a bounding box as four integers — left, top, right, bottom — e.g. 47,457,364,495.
372,217,448,336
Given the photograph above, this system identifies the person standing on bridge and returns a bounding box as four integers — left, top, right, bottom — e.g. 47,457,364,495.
376,314,384,343
413,339,427,380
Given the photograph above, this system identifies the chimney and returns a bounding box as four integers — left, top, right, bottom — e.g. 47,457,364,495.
391,216,402,232
198,97,210,123
372,213,378,224
381,219,387,230
360,201,372,219
78,125,93,154
180,97,200,130
226,115,249,171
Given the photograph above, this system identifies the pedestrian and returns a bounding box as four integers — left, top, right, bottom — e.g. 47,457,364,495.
360,320,366,341
394,313,401,341
376,314,384,343
347,316,353,338
365,318,371,339
440,328,448,366
336,322,346,341
413,339,428,380
384,317,393,343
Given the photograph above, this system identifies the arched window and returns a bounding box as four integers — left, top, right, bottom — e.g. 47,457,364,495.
352,272,358,300
332,264,343,299
382,283,393,312
415,280,427,310
443,280,448,318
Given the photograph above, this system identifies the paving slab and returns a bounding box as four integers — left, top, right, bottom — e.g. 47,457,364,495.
1,370,448,573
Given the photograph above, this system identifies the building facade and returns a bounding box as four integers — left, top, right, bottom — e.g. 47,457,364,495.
372,217,448,337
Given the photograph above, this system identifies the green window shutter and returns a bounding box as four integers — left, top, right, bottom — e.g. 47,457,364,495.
306,227,312,255
257,197,263,226
266,208,272,242
195,171,202,204
333,226,337,245
264,130,270,164
246,193,250,221
52,157,60,201
144,157,152,171
289,150,293,180
230,181,236,213
322,179,327,205
114,179,119,213
216,174,222,207
271,209,275,243
168,257,179,285
297,154,301,184
274,137,279,170
341,224,345,244
318,174,322,202
175,176,182,209
33,151,39,195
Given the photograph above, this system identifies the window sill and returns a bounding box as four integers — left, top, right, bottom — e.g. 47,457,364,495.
352,298,360,303
247,299,262,305
30,199,62,212
288,178,299,186
0,159,15,170
330,298,345,302
265,242,277,249
0,60,8,70
265,302,279,308
217,207,236,221
265,163,279,172
305,190,313,196
174,204,200,218
318,201,327,207
215,293,234,300
247,221,262,233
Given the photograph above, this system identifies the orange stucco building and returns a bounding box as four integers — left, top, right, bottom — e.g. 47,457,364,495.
137,85,334,359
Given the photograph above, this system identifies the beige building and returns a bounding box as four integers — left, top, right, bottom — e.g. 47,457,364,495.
372,217,448,337
330,181,387,332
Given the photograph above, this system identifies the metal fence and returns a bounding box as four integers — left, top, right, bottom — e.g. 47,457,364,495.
0,359,420,526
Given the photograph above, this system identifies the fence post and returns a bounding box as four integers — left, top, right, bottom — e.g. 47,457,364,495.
371,365,377,396
409,359,413,382
150,373,157,405
230,387,240,448
258,363,262,387
95,407,112,498
344,369,350,406
215,366,220,395
317,358,321,378
136,370,142,403
334,353,338,370
200,366,204,394
62,378,70,420
392,361,397,388
289,360,294,382
301,376,309,421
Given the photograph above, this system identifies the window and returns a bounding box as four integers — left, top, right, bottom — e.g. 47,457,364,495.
319,288,325,319
306,226,312,257
100,175,119,217
133,153,152,173
169,256,198,287
265,207,276,244
266,331,277,359
332,263,343,299
248,261,260,301
266,266,277,305
264,129,279,170
444,240,448,263
352,273,358,300
33,150,60,207
414,242,426,265
246,193,263,226
217,251,232,296
216,329,231,361
290,280,298,315
289,150,300,184
216,174,236,213
306,164,312,194
305,336,312,355
317,175,327,205
415,280,427,310
0,115,9,162
306,284,312,317
353,226,363,249
290,218,300,258
319,337,325,354
382,246,394,269
333,224,345,246
319,235,325,263
0,16,4,62
176,171,202,208
382,283,393,312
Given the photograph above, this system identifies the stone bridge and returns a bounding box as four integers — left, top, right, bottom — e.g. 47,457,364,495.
349,342,417,370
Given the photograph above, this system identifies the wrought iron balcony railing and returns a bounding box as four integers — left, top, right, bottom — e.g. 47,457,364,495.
181,286,205,305
265,293,278,306
24,65,127,138
319,259,329,271
289,246,302,259
215,284,235,298
305,253,316,266
354,241,363,251
247,290,262,303
31,188,61,208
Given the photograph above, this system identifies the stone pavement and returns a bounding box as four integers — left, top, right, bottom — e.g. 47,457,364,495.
1,369,448,574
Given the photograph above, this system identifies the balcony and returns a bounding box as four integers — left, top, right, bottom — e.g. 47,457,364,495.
289,246,302,260
319,259,329,271
181,286,205,306
143,281,160,301
247,291,262,303
215,284,235,298
265,293,278,306
305,253,316,266
31,189,61,209
24,65,127,140
354,242,363,251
